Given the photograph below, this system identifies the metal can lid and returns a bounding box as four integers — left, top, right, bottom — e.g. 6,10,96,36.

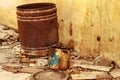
30,69,70,80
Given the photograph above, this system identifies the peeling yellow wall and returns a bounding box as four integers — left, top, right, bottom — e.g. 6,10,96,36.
0,0,120,66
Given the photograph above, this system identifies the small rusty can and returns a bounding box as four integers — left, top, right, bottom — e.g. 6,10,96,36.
16,3,58,57
49,49,70,70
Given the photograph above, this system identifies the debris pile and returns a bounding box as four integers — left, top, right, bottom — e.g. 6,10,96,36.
0,24,19,49
69,52,120,80
0,24,120,80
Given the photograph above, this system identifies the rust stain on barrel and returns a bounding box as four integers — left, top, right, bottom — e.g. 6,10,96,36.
17,3,58,56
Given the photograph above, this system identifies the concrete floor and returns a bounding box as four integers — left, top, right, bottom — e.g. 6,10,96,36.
0,66,30,80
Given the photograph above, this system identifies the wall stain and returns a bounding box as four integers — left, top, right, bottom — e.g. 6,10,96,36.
68,40,74,49
97,36,101,42
69,22,73,36
109,37,114,42
91,24,94,27
61,19,64,22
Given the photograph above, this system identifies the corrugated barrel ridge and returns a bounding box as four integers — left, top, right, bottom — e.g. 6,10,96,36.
17,3,58,57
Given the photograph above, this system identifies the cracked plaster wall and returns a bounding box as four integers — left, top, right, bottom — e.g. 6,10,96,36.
0,0,120,66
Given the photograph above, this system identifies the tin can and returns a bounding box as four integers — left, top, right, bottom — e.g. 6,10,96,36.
49,49,70,70
16,3,58,57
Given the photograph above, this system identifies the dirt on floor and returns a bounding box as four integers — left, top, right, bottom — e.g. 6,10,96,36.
1,24,120,80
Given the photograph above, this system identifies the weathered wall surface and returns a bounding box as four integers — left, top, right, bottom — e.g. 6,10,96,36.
0,0,57,29
0,0,120,65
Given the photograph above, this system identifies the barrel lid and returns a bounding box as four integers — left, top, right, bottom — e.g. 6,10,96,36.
30,69,70,80
17,3,56,11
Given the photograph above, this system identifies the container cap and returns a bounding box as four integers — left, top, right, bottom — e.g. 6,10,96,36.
30,69,70,80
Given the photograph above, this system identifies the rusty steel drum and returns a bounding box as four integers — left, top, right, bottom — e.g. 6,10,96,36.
17,3,58,57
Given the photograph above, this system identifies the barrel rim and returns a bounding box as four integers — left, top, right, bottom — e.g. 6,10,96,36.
17,3,56,11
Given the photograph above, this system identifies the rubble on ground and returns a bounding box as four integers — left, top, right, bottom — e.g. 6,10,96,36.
1,24,120,80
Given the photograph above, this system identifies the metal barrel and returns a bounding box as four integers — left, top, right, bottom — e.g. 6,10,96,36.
17,3,58,57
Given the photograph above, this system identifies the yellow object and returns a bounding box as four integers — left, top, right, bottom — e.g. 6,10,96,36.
49,49,70,70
